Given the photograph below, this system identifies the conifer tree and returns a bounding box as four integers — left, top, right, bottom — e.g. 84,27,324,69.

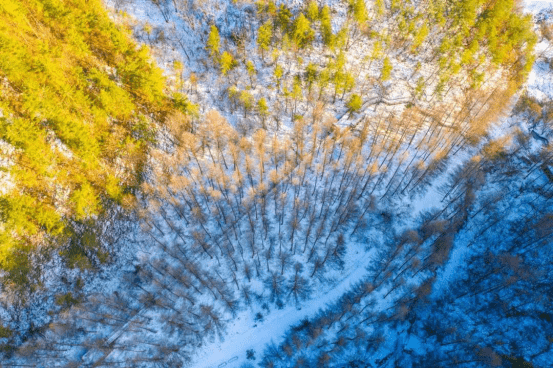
306,1,319,21
220,51,236,76
239,91,254,118
349,0,368,25
381,57,392,82
206,25,220,61
258,98,270,128
412,24,428,52
347,94,363,114
320,6,334,47
306,62,318,95
292,13,315,49
257,21,273,61
374,0,384,18
274,64,284,92
292,77,303,115
276,4,292,31
246,60,256,87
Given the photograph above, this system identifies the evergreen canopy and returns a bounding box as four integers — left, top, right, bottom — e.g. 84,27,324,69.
0,0,179,282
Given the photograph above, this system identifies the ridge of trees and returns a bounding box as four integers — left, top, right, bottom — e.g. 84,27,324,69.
0,0,194,290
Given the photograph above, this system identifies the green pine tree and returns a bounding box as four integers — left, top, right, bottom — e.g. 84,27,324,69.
207,25,221,61
257,20,273,61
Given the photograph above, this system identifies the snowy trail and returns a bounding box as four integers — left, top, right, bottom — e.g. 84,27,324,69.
188,247,374,368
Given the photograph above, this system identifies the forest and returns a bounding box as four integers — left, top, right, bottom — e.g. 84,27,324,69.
0,0,551,367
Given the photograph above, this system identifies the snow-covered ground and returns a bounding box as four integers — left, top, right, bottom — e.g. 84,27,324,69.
189,244,375,368
525,0,553,14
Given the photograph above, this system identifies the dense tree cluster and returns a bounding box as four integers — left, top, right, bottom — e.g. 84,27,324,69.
260,125,553,367
0,0,195,289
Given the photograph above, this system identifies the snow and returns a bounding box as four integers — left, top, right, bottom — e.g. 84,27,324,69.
404,333,424,355
189,244,375,368
524,0,553,14
527,59,553,102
